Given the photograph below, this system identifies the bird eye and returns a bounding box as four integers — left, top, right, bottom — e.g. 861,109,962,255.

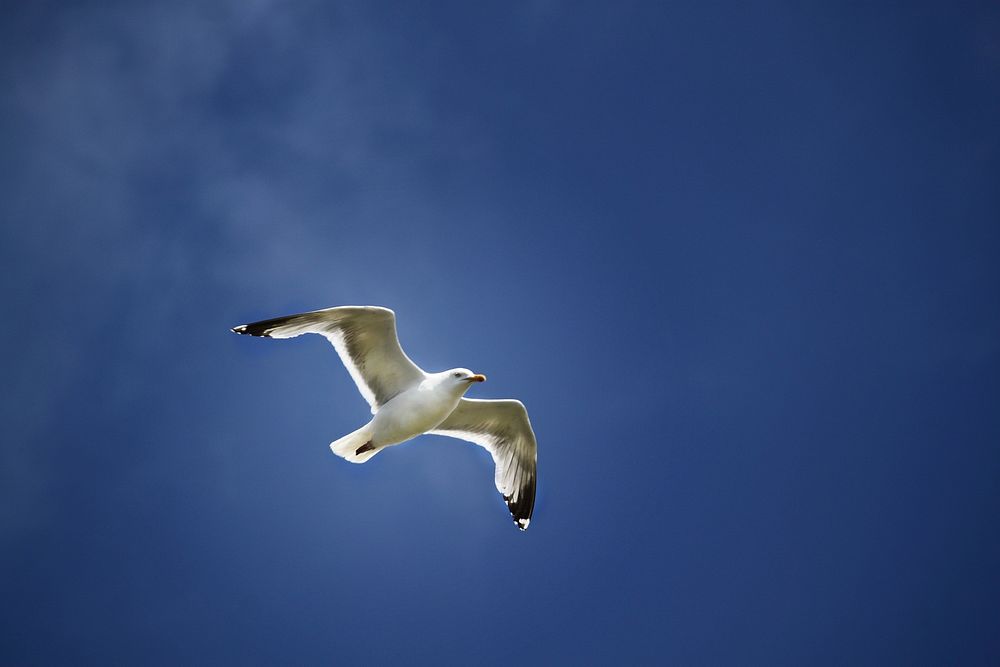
453,372,462,378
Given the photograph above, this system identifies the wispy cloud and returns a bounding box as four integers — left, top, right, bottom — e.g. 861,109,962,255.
0,0,491,538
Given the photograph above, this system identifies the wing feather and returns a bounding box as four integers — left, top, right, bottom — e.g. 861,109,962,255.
430,398,537,530
232,305,425,411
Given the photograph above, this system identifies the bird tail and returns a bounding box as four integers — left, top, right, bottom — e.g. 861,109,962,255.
330,422,379,464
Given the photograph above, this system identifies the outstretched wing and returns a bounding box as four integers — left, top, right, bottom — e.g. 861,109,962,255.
431,398,537,530
232,305,425,411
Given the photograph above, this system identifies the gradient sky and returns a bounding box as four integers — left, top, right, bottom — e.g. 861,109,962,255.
3,1,999,664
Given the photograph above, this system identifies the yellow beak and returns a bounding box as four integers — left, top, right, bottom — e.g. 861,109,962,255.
467,374,487,383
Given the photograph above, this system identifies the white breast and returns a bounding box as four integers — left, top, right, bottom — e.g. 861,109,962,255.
371,382,461,446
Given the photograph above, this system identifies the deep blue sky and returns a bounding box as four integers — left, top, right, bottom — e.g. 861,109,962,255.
3,1,999,664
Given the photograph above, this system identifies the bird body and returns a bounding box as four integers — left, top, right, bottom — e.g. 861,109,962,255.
231,305,537,530
369,372,474,449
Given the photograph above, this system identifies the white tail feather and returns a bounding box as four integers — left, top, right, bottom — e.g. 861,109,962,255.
330,422,378,463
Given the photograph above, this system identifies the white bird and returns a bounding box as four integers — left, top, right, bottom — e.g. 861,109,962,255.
231,305,537,530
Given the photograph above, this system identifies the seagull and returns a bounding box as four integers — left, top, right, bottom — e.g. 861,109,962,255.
231,305,537,530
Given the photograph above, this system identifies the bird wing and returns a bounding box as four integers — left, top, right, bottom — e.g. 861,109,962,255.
232,306,425,412
430,398,537,530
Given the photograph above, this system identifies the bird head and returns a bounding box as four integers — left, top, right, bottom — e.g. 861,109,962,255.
442,368,486,392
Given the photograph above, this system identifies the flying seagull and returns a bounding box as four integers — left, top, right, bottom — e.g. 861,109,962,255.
231,305,537,530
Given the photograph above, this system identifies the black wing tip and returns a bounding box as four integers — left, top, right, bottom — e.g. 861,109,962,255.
504,491,535,532
231,324,268,337
230,321,277,337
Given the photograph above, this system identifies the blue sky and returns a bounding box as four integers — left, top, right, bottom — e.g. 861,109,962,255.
2,1,999,664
